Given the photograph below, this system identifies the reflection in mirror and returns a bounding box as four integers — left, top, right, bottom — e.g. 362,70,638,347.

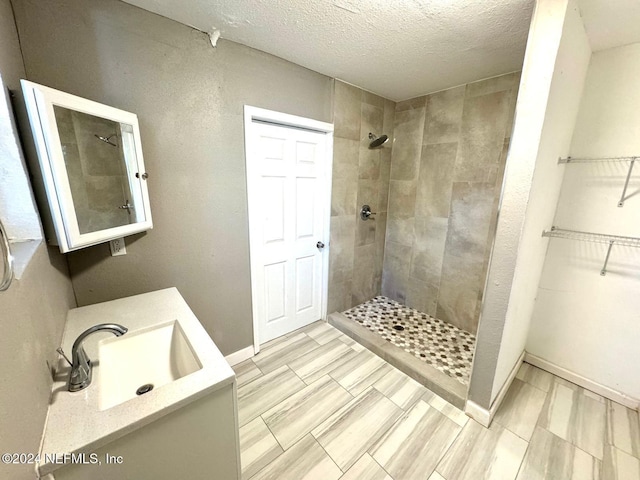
53,106,146,234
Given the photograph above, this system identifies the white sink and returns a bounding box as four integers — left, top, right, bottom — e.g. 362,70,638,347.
97,320,202,410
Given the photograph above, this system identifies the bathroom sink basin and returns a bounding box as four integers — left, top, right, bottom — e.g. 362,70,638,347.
97,320,202,410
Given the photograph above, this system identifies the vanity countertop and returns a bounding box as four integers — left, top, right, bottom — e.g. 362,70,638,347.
37,288,235,477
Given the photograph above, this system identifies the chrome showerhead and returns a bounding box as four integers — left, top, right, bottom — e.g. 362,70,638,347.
368,132,388,149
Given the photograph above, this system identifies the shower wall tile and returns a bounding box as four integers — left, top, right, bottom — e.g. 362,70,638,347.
386,217,415,247
505,74,521,139
358,147,381,180
329,216,356,284
334,81,362,141
334,137,360,171
382,72,519,333
375,212,388,294
357,179,379,215
410,216,448,286
329,81,395,312
363,90,385,109
465,72,520,98
361,103,384,140
406,278,439,316
423,86,465,145
393,107,426,146
390,141,421,181
356,218,376,249
415,143,457,218
445,182,495,260
378,148,392,213
454,90,510,183
396,96,427,112
381,241,412,303
437,250,484,333
383,100,396,140
388,180,417,218
352,244,378,306
328,279,354,314
331,176,358,217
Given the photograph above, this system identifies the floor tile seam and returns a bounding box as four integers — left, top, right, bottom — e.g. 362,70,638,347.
258,332,318,362
517,375,551,395
493,417,535,444
431,420,467,480
536,424,604,462
368,450,396,479
261,376,358,456
309,429,347,475
258,338,326,374
238,364,296,394
259,412,288,453
607,444,640,463
239,366,308,427
371,383,420,412
602,407,640,460
604,441,640,460
512,437,531,480
493,384,550,442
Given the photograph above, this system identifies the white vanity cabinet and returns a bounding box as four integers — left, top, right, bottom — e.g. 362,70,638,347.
21,80,152,253
50,384,240,480
37,289,240,480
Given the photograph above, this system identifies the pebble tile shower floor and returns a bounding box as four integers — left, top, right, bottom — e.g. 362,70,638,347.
342,296,476,385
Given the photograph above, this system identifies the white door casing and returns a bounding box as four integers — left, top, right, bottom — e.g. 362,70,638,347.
244,106,333,350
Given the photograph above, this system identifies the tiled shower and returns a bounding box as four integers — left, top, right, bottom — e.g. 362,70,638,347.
328,73,520,392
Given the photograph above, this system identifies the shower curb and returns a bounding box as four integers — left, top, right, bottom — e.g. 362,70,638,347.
328,312,467,409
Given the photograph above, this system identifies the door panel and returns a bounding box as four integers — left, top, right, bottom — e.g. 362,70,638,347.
264,262,286,323
247,121,329,344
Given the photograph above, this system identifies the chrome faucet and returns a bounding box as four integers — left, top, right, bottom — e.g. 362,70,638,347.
60,323,128,392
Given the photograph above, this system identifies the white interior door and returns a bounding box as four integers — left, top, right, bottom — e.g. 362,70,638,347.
245,108,332,346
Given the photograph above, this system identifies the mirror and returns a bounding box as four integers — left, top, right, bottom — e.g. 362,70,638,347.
21,80,152,252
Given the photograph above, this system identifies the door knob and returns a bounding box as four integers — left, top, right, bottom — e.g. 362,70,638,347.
316,241,325,250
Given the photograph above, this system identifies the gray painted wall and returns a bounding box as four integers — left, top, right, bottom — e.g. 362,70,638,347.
0,2,76,478
12,0,333,355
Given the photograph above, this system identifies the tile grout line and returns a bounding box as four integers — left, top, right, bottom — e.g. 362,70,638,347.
310,427,349,475
259,413,287,453
370,451,396,480
430,416,469,478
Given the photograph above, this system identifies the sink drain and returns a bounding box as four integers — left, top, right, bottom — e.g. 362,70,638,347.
393,325,405,331
136,384,154,396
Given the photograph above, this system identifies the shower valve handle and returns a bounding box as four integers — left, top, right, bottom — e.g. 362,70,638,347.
360,205,376,221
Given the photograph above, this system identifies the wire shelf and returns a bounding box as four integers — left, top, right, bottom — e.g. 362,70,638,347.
558,156,637,207
558,156,638,164
542,227,640,248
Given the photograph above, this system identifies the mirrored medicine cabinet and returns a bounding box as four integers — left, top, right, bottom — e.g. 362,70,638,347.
21,80,152,253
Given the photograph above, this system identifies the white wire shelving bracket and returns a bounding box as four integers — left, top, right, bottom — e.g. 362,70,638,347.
558,156,637,207
542,226,640,276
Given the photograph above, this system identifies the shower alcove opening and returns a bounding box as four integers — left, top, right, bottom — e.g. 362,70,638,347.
327,73,519,409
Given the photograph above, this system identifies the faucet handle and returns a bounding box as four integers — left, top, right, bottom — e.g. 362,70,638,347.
56,347,72,367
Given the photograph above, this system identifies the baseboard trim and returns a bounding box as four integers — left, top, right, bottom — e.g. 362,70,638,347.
524,353,640,410
465,400,491,427
224,345,255,367
465,350,525,427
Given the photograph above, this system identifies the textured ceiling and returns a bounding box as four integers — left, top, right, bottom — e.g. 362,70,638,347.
579,0,640,52
121,0,535,101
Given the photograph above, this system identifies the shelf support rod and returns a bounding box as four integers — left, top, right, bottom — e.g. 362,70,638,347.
618,158,635,207
601,240,614,276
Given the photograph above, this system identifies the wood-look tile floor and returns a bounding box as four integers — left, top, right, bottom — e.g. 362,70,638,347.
234,321,640,480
